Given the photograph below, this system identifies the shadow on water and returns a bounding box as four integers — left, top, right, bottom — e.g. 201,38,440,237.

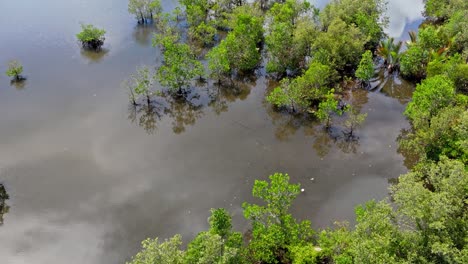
10,78,27,90
0,183,9,226
80,48,110,63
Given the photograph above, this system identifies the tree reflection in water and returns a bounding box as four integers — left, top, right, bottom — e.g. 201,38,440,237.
127,79,253,135
80,48,109,63
371,67,415,105
0,183,9,226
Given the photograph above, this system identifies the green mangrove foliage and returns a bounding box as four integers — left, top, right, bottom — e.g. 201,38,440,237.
206,5,264,76
123,66,156,105
355,50,375,84
155,35,204,94
264,0,316,77
266,62,333,113
316,90,343,129
313,18,367,73
128,0,162,24
342,106,367,138
5,60,24,81
76,23,106,50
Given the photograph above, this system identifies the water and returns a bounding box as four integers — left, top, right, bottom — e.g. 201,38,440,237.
0,0,422,263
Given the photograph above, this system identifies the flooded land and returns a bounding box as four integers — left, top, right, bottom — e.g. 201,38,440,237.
0,0,424,263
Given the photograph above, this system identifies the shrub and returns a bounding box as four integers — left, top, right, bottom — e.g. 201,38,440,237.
76,24,106,50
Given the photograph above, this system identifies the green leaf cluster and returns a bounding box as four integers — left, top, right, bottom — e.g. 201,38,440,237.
320,0,388,48
265,0,316,76
5,60,23,80
243,173,315,263
128,0,162,23
404,75,456,129
266,62,333,112
355,50,374,83
207,5,263,75
76,24,106,50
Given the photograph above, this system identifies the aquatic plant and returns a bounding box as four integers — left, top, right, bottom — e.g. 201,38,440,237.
5,60,24,81
76,24,106,50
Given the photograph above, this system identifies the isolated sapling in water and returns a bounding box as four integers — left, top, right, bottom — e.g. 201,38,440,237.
5,60,24,81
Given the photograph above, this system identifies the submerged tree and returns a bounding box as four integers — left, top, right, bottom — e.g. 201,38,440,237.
355,50,375,86
267,78,308,113
128,0,162,24
5,60,24,81
404,75,456,129
156,36,204,94
76,24,106,50
188,21,217,47
124,66,155,105
264,0,315,78
267,62,333,113
207,43,231,84
343,106,367,138
320,0,388,49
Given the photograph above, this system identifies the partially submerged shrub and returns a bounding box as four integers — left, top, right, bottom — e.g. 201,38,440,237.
5,60,24,81
76,24,106,50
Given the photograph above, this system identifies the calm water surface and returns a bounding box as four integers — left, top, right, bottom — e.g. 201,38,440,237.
0,0,422,263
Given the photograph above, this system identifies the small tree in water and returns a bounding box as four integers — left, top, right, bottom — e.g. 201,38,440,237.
133,66,155,105
76,24,106,50
5,60,24,81
267,79,307,113
355,50,375,87
128,0,162,24
343,106,367,138
123,66,155,106
316,89,344,129
156,35,204,95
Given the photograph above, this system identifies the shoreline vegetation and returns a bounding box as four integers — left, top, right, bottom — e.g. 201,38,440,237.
126,0,467,263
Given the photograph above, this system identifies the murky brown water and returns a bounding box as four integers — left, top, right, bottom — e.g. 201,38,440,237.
0,0,422,263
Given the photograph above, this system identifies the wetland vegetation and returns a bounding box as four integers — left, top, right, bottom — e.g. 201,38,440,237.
0,0,466,263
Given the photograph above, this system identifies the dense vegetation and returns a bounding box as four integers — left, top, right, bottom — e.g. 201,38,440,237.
127,0,467,263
